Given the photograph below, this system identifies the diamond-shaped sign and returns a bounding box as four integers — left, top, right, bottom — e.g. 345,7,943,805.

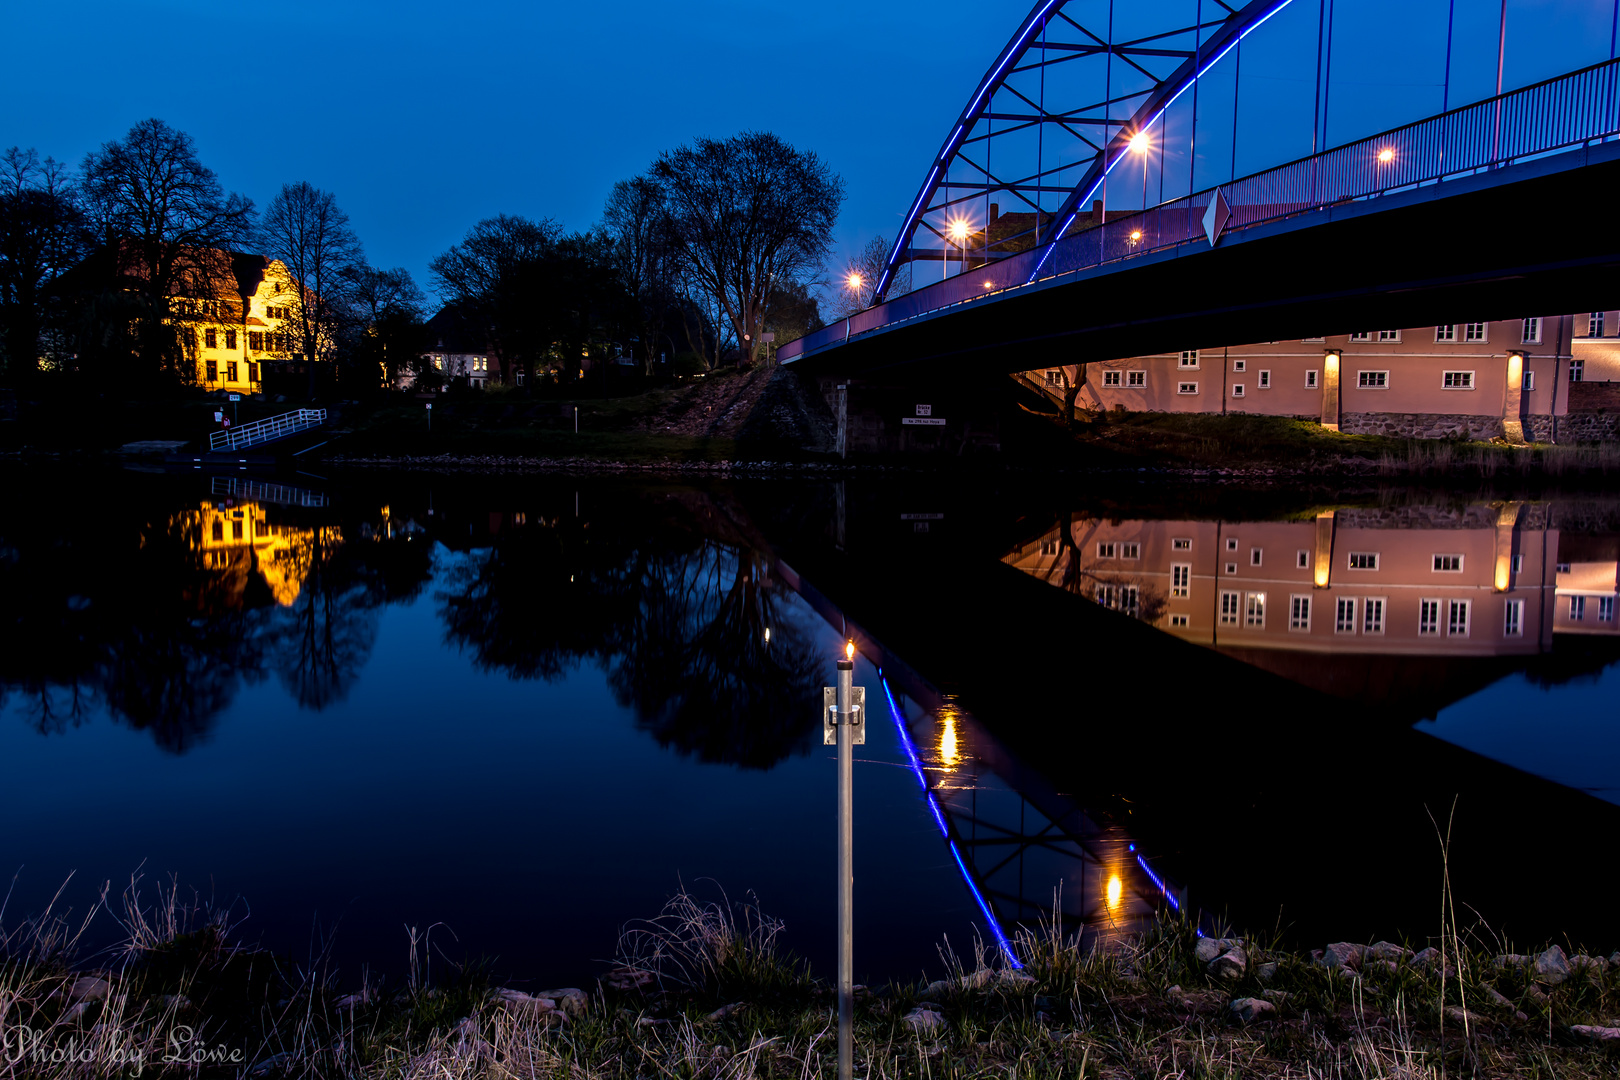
1203,187,1231,247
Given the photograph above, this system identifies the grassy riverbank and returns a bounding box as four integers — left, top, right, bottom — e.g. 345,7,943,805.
5,882,1618,1078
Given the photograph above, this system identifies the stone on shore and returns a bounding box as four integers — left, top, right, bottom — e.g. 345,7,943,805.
1534,946,1571,986
904,1007,946,1034
535,988,589,1017
1208,946,1247,982
1367,941,1410,963
1321,943,1365,971
1196,937,1240,964
1229,997,1275,1024
1571,1025,1620,1043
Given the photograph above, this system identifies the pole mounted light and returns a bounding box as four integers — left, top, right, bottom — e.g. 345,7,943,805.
824,641,864,1080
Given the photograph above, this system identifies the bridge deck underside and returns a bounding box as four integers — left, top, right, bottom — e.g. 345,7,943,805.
798,143,1620,378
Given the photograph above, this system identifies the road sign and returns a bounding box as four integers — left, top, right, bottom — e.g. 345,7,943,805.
228,393,241,401
425,403,433,409
915,404,932,415
822,685,865,746
902,417,946,426
213,411,223,422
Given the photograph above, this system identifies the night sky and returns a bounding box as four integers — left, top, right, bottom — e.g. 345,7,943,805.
5,0,1614,302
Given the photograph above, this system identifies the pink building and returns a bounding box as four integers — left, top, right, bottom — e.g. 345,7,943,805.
1024,310,1620,441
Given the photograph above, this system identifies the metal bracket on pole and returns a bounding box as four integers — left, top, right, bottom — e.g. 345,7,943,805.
822,686,866,746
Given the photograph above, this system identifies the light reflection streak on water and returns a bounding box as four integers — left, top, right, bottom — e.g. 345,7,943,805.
878,672,1023,967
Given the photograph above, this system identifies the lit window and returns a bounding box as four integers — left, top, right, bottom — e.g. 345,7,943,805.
1364,598,1386,634
1433,554,1463,572
1305,369,1319,389
1258,370,1271,388
1448,599,1471,636
1178,382,1198,394
1463,323,1487,343
1588,312,1605,338
1232,384,1245,397
1348,552,1378,570
1103,371,1122,387
1244,592,1266,627
1233,359,1246,373
1435,325,1456,342
1127,370,1145,387
1570,595,1587,621
1219,591,1241,625
1503,599,1524,637
1289,595,1311,631
1521,318,1542,344
1172,537,1191,551
1358,370,1389,389
1378,330,1401,342
1442,371,1474,389
1171,563,1191,598
1179,350,1199,368
1419,598,1442,635
1335,597,1357,633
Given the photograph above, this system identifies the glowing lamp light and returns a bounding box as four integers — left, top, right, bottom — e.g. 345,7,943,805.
1129,230,1143,242
1377,148,1395,164
1106,874,1123,909
947,218,971,242
939,713,960,771
844,640,856,662
1129,131,1150,154
764,626,771,643
1324,349,1341,374
982,281,994,289
846,271,864,291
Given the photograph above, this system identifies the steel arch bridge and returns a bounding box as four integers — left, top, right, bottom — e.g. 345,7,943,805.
782,0,1620,370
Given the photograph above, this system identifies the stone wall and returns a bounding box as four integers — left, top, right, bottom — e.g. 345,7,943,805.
1557,411,1620,442
1339,412,1504,440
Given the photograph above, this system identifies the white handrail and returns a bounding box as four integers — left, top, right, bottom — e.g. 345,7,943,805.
209,408,327,452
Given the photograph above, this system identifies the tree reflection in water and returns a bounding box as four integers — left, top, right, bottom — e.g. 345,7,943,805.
438,517,825,769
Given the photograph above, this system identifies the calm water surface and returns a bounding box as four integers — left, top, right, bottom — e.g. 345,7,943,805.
2,469,1617,988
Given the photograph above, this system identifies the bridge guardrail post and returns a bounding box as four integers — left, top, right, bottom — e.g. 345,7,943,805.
824,642,864,1080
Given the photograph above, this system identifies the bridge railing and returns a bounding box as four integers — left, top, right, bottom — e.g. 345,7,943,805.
208,408,327,452
780,56,1620,364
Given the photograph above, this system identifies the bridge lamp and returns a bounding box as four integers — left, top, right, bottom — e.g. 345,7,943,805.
1377,147,1395,164
1129,130,1150,154
946,218,972,278
1128,229,1143,248
845,271,864,293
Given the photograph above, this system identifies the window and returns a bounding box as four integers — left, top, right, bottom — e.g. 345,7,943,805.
1250,548,1263,567
1219,591,1241,625
1523,370,1536,392
1096,542,1116,558
1570,595,1586,621
1348,552,1379,570
1448,599,1471,636
211,519,224,542
1571,358,1585,382
1419,599,1442,635
1225,562,1238,575
1178,382,1198,395
1348,332,1371,342
1172,538,1191,551
1358,370,1389,389
1602,597,1615,621
1588,312,1605,338
1442,371,1475,389
1364,597,1386,634
1171,563,1191,598
249,331,264,351
1045,370,1063,386
1463,322,1487,343
1258,370,1271,389
1102,370,1122,386
1289,595,1311,631
1558,562,1571,574
1169,614,1190,627
1305,369,1319,389
1335,597,1358,633
1296,550,1310,569
224,329,237,349
1095,584,1114,608
1232,384,1245,398
1378,330,1401,342
1039,538,1060,556
1179,350,1199,368
232,520,244,541
1503,599,1524,637
248,362,259,382
227,361,238,382
1244,592,1266,627
1233,359,1246,373
1120,543,1140,560
1226,538,1239,552
1512,554,1524,573
1433,554,1463,572
1435,325,1456,342
1127,370,1145,387
204,327,217,349
1522,318,1542,344
1120,586,1140,615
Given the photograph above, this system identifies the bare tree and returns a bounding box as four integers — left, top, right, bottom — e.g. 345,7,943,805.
825,234,907,320
652,131,844,366
343,264,427,390
429,214,560,387
602,177,676,375
0,148,90,382
79,119,255,381
260,181,365,396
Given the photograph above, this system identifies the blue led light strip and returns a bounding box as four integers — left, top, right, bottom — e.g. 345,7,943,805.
878,673,1023,968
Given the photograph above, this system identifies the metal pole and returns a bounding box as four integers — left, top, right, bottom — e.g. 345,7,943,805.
836,654,855,1080
1492,0,1507,163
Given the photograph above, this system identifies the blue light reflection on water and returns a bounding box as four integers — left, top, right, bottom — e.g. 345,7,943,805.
1425,661,1620,806
0,550,990,986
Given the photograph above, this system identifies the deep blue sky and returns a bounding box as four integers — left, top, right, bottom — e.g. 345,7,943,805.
5,1,1613,303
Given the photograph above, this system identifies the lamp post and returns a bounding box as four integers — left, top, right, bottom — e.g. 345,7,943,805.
947,218,970,280
824,641,865,1080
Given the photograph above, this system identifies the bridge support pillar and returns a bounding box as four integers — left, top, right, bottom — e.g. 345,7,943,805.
1320,350,1342,432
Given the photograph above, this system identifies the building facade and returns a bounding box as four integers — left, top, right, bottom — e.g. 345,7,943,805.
171,251,303,396
1025,310,1620,441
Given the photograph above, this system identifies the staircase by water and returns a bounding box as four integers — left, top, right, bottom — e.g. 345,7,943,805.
209,408,327,452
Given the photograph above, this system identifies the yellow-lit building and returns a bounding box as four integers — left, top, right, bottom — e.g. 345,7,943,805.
169,251,305,395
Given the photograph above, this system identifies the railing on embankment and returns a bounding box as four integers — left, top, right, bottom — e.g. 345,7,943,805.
208,408,327,452
779,56,1620,364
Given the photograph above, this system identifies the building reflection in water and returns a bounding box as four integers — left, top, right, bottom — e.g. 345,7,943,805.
1004,501,1620,717
877,668,1190,954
